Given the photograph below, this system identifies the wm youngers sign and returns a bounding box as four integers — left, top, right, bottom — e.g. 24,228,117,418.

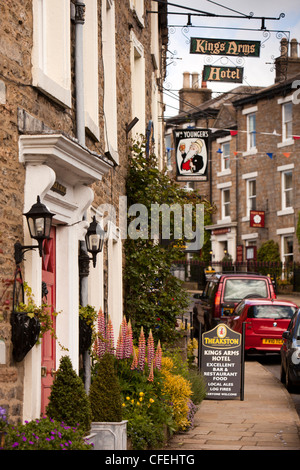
190,38,260,57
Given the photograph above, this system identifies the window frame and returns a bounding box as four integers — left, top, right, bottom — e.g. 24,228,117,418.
32,0,71,108
222,188,230,220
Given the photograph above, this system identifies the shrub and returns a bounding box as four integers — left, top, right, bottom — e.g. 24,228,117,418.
46,356,92,433
89,353,123,422
4,417,92,450
161,356,193,431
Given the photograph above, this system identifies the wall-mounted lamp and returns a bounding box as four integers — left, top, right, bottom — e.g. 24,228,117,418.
125,117,139,134
14,196,55,265
85,216,106,268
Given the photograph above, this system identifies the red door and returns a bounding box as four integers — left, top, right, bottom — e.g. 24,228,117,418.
41,227,56,416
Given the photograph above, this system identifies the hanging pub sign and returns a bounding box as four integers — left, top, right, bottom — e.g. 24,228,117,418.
250,210,265,228
200,323,245,400
203,65,244,83
190,37,260,57
173,128,210,181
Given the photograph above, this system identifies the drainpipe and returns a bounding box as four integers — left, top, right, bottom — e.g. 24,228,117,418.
74,2,91,392
74,1,86,146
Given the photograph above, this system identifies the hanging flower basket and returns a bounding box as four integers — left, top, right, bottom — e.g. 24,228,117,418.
79,305,97,354
10,311,40,362
79,317,93,354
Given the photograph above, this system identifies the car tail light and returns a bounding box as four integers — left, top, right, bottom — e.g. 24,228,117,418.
214,286,222,318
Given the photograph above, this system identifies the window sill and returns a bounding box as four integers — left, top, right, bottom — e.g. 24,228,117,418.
217,169,232,177
277,207,294,216
242,148,257,157
277,139,294,148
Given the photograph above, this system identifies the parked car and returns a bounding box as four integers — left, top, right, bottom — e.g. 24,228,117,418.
228,298,298,355
280,308,300,391
192,273,277,332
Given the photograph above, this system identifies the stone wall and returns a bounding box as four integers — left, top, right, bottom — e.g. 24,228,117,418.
0,0,165,422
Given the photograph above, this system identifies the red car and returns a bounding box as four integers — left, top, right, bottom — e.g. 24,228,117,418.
228,299,298,354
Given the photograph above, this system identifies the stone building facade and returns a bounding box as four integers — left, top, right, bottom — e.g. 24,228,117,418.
165,38,300,268
0,0,167,424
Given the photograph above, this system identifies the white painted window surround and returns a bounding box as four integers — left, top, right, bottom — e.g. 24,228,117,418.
83,0,100,141
277,164,294,216
32,0,71,108
130,0,144,26
101,0,119,163
278,95,294,148
242,106,257,156
130,31,146,137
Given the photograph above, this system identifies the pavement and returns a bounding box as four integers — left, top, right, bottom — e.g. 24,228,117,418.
163,360,300,451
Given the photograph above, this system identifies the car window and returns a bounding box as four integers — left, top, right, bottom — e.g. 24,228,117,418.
247,305,297,319
234,301,245,316
223,279,268,301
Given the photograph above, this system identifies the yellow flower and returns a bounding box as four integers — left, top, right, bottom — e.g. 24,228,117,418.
139,397,143,402
131,399,134,404
149,398,154,404
126,396,130,401
122,403,126,407
139,392,144,397
137,401,141,406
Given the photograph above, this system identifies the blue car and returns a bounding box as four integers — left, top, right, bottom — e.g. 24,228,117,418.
280,308,300,392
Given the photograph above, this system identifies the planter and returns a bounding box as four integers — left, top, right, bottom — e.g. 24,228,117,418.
10,311,40,362
87,420,127,450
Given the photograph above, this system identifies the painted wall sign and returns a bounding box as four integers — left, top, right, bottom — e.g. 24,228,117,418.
173,128,210,181
190,38,260,57
200,323,244,400
203,65,244,83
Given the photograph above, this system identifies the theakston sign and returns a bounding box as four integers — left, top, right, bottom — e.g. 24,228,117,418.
203,65,243,83
200,324,244,400
190,37,260,57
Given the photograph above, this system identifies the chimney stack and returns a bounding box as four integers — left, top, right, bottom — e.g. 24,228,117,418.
275,38,300,82
178,71,212,113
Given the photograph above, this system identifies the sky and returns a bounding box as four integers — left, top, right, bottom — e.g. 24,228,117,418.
163,0,300,117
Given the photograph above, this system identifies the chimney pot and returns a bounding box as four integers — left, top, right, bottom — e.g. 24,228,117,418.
192,72,199,89
183,72,190,88
291,38,298,58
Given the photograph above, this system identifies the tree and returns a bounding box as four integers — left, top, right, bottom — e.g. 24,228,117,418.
46,356,92,432
124,137,214,343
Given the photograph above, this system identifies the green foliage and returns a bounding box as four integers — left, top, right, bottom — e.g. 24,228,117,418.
4,417,92,450
46,356,92,433
125,137,214,344
117,357,176,450
257,240,281,263
89,353,123,422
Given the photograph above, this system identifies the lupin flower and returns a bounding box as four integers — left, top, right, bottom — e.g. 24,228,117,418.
138,327,146,371
130,348,138,370
147,329,155,367
125,320,133,359
97,308,106,359
147,361,154,382
106,316,115,354
154,340,162,370
116,325,124,360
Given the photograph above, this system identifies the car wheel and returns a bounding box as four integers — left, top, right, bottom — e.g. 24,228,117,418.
280,361,286,384
285,365,294,393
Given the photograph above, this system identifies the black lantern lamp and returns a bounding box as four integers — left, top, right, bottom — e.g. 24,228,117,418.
85,216,105,268
14,196,55,265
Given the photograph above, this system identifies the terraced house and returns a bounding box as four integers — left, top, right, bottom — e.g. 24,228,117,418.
165,38,300,272
0,0,167,423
